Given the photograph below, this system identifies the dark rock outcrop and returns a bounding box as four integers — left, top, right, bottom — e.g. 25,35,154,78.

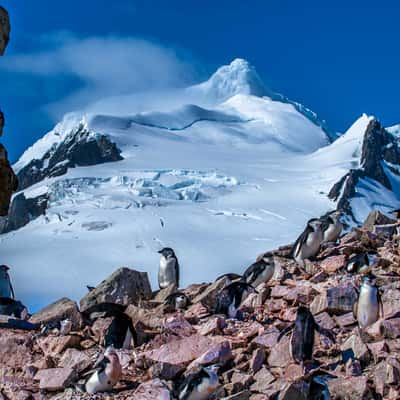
0,144,18,216
329,119,400,221
1,192,48,233
0,5,10,56
17,123,123,190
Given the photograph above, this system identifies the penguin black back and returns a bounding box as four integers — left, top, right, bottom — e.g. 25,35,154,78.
291,306,316,363
214,281,255,316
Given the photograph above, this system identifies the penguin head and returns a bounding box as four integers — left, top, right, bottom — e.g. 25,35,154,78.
0,264,9,271
203,363,221,375
328,210,342,221
175,294,188,310
308,218,323,231
296,306,313,321
158,247,176,258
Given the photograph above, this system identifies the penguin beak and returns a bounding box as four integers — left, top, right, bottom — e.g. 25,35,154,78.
158,250,163,254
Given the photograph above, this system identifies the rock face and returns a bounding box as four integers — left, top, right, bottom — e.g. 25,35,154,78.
0,144,18,216
0,6,10,55
0,7,17,218
1,192,48,233
80,267,152,312
329,119,400,221
17,123,123,191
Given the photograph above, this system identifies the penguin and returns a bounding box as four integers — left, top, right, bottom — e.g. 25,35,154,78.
0,265,14,300
82,303,137,349
292,219,324,266
158,248,180,289
214,281,257,319
353,275,383,329
164,292,190,312
277,306,335,366
60,318,73,335
84,346,122,394
321,211,343,243
178,364,220,400
346,253,372,275
242,255,275,288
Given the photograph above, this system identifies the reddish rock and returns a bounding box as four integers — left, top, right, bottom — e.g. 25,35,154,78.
327,375,372,399
198,316,227,336
184,302,210,323
334,312,357,328
134,378,171,399
249,367,276,393
345,358,362,376
373,358,400,397
38,335,81,357
320,255,346,273
341,334,371,367
29,298,82,330
278,380,310,400
381,318,400,339
58,348,91,373
80,267,152,312
189,340,232,369
310,285,357,315
267,335,291,368
253,327,280,350
35,367,76,391
315,312,336,330
163,315,195,337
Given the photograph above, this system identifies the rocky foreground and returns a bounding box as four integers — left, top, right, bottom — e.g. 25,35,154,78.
1,211,400,399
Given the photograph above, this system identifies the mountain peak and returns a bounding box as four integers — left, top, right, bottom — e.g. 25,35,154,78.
190,58,268,103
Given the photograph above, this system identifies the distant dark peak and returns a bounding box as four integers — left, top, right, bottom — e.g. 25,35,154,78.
329,117,400,222
17,124,123,190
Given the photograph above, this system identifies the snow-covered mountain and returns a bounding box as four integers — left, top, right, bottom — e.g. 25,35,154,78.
1,59,399,310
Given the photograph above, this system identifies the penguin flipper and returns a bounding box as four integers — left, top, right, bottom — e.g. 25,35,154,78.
291,226,312,258
315,323,336,343
352,300,358,320
378,289,384,318
175,260,180,288
277,324,293,342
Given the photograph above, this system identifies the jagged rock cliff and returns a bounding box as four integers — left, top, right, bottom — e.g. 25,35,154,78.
0,5,10,55
0,6,17,218
17,123,123,191
329,118,400,222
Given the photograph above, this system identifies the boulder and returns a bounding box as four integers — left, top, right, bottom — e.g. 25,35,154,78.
58,348,91,373
80,267,151,312
34,367,76,392
278,381,310,400
29,297,82,330
192,276,231,311
320,255,346,273
189,340,232,369
134,379,171,399
310,285,357,315
0,144,18,217
267,335,291,368
341,334,371,367
249,367,276,393
327,376,373,399
37,335,81,358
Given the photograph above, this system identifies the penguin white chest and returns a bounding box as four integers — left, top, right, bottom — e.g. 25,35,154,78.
185,376,218,400
85,371,113,394
357,286,379,328
323,222,342,242
158,257,177,288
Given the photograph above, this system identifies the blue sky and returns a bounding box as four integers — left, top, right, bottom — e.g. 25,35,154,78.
0,0,399,162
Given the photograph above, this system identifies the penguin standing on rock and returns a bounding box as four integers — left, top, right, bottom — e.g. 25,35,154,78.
353,275,383,329
346,253,372,275
214,281,257,319
158,248,180,289
83,346,122,394
321,211,343,243
178,364,220,400
242,255,275,288
292,219,324,266
0,265,14,300
277,306,335,367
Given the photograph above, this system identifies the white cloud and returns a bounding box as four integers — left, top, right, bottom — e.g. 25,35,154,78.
0,33,197,118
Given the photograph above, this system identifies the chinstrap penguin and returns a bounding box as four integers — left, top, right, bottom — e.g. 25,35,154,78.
158,247,180,289
292,219,324,266
164,291,190,312
277,306,335,366
353,274,383,329
321,211,343,243
84,346,122,394
214,281,257,319
214,273,241,283
178,364,220,400
0,264,14,300
242,255,275,288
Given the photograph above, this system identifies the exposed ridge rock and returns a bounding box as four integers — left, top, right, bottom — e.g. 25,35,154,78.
329,119,400,221
0,5,10,56
17,123,123,190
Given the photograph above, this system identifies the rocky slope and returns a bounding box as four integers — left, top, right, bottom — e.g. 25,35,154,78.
1,210,400,399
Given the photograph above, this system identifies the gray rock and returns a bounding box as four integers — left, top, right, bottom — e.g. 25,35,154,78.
80,267,151,312
0,6,10,55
